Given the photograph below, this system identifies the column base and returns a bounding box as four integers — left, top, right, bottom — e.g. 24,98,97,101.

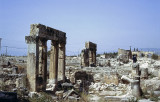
49,79,57,84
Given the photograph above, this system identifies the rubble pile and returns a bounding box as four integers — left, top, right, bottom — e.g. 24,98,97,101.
0,24,160,102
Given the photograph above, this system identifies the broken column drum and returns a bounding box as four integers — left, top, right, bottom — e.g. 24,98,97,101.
81,42,97,67
140,68,148,79
132,63,140,77
25,24,66,92
131,80,142,97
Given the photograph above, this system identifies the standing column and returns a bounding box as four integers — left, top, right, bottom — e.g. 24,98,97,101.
49,41,58,84
81,50,85,67
25,36,37,92
89,50,93,66
58,42,66,82
38,39,47,91
93,50,96,66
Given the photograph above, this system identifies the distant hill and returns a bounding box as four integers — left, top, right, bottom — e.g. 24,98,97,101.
138,48,160,55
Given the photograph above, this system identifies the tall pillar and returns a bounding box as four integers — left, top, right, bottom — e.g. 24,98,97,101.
58,42,65,82
81,49,89,67
25,36,37,92
93,50,96,65
38,39,47,91
89,50,93,66
81,50,85,67
49,41,58,84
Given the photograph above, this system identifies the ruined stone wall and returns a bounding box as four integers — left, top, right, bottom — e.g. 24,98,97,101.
118,49,130,56
132,51,153,58
118,49,131,62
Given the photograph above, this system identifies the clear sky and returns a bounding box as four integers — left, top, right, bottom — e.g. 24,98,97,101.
0,0,160,56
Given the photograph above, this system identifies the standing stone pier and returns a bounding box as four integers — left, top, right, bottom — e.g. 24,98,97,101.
81,42,97,67
25,24,66,92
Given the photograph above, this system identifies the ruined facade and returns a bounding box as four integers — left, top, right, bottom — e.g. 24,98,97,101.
81,42,97,67
25,24,66,92
118,48,132,59
117,48,132,63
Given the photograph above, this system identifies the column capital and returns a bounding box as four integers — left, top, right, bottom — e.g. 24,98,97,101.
58,42,65,48
38,38,47,46
51,40,58,46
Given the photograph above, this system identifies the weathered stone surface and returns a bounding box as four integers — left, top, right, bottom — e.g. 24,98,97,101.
131,80,142,97
58,43,65,82
49,41,58,84
104,74,119,85
104,96,131,102
81,41,97,67
140,68,148,79
27,53,36,92
25,24,66,92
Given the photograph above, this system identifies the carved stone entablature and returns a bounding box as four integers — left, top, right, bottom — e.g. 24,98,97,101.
25,36,37,44
29,24,66,41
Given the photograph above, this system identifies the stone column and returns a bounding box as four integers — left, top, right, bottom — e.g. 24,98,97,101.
131,80,142,97
93,50,96,66
140,68,148,79
81,49,89,67
58,42,65,82
25,36,37,92
49,41,58,84
132,63,140,78
89,50,93,66
81,50,85,67
38,39,47,91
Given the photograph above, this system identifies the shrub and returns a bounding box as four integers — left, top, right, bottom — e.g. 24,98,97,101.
29,92,54,102
151,54,159,60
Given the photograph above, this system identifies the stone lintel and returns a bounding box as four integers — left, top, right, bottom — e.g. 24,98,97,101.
30,24,66,41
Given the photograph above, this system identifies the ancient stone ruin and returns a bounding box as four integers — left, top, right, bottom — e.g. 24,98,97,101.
25,24,66,92
0,23,160,101
117,48,132,63
81,42,97,67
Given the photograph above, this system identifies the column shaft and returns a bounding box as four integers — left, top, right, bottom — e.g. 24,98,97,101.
49,41,58,84
27,53,37,91
89,50,93,65
93,50,96,65
38,39,47,91
26,36,37,92
58,43,65,82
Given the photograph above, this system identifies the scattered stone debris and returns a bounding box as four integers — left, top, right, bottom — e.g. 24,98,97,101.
0,24,160,102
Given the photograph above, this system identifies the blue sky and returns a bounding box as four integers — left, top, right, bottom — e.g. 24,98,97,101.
0,0,160,56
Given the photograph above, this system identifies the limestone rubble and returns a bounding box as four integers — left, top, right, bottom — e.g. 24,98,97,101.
0,24,160,102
